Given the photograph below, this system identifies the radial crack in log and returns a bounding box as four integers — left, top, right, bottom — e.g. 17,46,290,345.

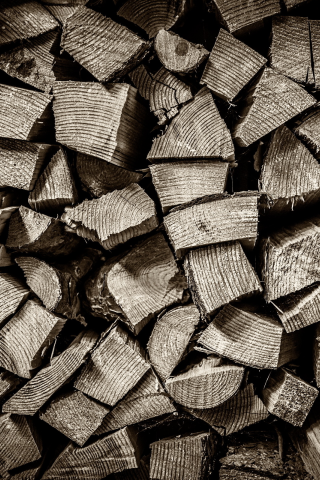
293,103,320,159
0,273,29,327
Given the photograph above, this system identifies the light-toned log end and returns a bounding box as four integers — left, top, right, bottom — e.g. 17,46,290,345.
150,431,216,480
0,273,29,327
313,323,320,387
310,21,320,88
147,87,235,161
201,28,266,102
150,160,228,213
233,67,316,147
294,104,320,159
262,369,318,426
184,241,262,317
46,5,81,25
0,371,21,400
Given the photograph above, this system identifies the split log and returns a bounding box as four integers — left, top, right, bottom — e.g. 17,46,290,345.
150,160,229,213
0,273,29,327
129,65,193,125
262,369,318,426
148,304,200,381
53,82,151,169
112,459,149,480
42,426,141,480
154,30,209,74
184,241,262,317
45,5,80,25
0,371,21,400
147,87,235,161
201,28,266,102
198,303,301,369
293,104,320,159
42,0,88,4
6,206,80,258
61,7,150,82
291,409,320,478
187,384,268,436
233,67,316,148
40,390,109,446
164,192,259,257
2,329,98,416
0,244,12,267
314,323,320,387
149,431,215,480
61,183,158,251
310,21,320,88
165,357,244,409
0,206,19,238
74,324,150,406
76,152,143,198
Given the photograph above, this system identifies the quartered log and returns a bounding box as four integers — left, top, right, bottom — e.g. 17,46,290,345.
0,273,29,327
45,5,81,25
53,82,151,169
201,28,267,102
0,371,21,400
294,104,320,159
147,87,235,161
310,21,320,88
314,323,320,387
291,409,320,478
2,329,98,416
184,241,262,317
233,67,316,147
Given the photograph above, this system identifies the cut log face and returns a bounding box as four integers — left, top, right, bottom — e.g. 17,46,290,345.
0,371,21,400
188,384,268,436
148,304,200,381
150,431,215,480
2,329,98,416
164,192,259,257
201,28,267,102
112,458,149,480
233,67,316,147
165,357,244,409
262,369,318,426
61,7,150,82
53,82,151,169
61,184,158,251
310,21,320,88
0,273,29,327
46,5,81,25
314,324,320,387
184,241,262,317
150,160,229,213
155,29,209,74
148,87,235,161
294,104,320,159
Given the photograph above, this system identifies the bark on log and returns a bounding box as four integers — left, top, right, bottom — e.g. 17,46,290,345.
0,371,21,400
310,21,320,88
0,273,29,327
293,104,320,159
313,323,320,387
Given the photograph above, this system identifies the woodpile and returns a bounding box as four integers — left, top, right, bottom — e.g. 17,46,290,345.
1,0,320,479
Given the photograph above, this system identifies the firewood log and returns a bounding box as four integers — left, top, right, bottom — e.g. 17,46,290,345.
148,304,200,381
262,369,318,426
313,323,320,387
149,431,215,480
2,329,98,415
42,426,141,479
29,148,78,214
6,206,80,258
45,5,80,25
164,192,259,257
111,458,149,480
291,409,320,478
0,206,18,238
294,104,320,159
233,68,316,148
201,28,266,102
0,0,59,47
198,303,301,369
310,21,320,88
165,357,244,409
154,30,209,74
187,384,268,435
74,324,150,406
0,371,21,400
184,241,262,317
150,160,229,213
148,87,235,161
0,244,12,267
53,82,151,169
76,152,143,198
61,7,150,82
284,0,310,9
129,65,193,125
0,273,29,327
61,184,158,251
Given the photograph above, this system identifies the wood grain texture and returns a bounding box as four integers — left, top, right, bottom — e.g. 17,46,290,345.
310,21,320,88
0,206,19,238
148,87,235,161
294,104,320,159
0,244,12,267
314,323,320,387
291,409,320,479
46,5,80,25
0,273,29,327
111,459,149,480
284,0,310,9
201,28,266,102
0,371,21,400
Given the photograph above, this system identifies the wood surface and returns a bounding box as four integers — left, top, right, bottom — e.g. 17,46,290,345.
0,273,29,327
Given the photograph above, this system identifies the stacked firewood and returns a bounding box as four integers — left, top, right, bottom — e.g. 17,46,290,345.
2,0,320,479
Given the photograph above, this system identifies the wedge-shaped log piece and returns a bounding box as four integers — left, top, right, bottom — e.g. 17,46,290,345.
129,65,193,125
148,87,235,161
150,431,215,480
201,28,266,102
6,206,80,257
148,305,200,381
29,149,78,214
198,304,300,369
155,30,209,74
184,241,262,317
310,21,320,88
150,160,228,213
53,82,150,169
0,273,29,327
233,68,316,147
313,324,320,387
2,330,98,416
262,369,318,426
46,5,80,24
0,371,21,400
164,192,259,257
294,104,320,159
0,299,65,379
61,184,158,250
76,152,143,198
61,7,149,82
